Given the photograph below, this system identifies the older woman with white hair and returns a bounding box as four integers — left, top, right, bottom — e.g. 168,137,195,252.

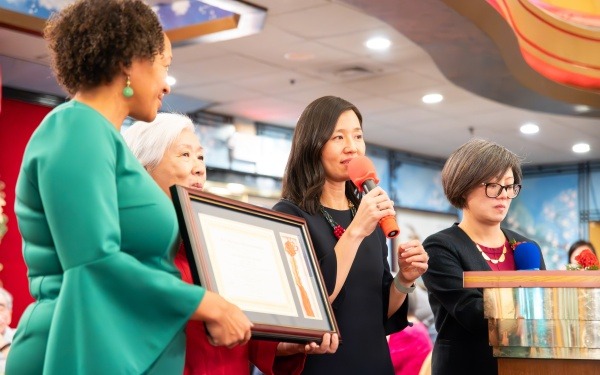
123,113,206,197
0,287,14,373
123,112,338,375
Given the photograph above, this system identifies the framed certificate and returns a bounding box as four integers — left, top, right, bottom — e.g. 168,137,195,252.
170,185,340,343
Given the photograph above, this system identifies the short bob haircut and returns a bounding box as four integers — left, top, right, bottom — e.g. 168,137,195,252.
281,96,363,215
442,138,523,209
44,0,164,96
123,113,196,172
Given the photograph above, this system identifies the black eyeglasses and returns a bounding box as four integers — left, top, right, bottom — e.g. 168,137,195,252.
481,183,521,198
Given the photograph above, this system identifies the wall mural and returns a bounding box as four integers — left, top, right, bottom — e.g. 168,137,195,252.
393,163,454,213
506,173,579,270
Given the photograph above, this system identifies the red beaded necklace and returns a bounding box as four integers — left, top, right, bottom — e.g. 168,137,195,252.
319,201,356,239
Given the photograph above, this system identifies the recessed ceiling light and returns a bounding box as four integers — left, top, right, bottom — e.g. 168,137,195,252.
166,76,176,86
574,105,591,113
572,143,590,153
422,93,443,104
365,37,391,51
520,123,539,134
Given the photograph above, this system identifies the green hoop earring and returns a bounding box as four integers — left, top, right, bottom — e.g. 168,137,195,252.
123,76,134,98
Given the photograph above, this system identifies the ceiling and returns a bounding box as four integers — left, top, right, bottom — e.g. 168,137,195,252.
1,0,599,165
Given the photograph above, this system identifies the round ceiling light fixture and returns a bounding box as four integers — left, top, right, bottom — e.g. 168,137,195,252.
520,123,539,134
574,105,591,113
365,36,391,50
572,143,590,153
422,93,443,104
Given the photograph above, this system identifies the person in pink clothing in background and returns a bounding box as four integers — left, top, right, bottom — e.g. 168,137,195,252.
387,280,433,375
388,320,432,375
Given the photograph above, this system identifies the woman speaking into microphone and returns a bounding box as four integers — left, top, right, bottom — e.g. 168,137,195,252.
273,95,429,374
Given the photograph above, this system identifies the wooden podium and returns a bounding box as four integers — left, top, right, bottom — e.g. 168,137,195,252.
464,271,600,375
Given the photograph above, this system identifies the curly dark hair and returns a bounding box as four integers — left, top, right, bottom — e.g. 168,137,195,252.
44,0,164,96
281,96,363,214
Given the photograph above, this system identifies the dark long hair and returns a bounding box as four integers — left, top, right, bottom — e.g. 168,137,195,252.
281,96,363,214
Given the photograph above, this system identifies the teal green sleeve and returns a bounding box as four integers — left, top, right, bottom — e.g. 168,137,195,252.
28,108,204,374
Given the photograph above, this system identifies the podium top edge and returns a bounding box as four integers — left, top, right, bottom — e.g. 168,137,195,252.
463,270,600,288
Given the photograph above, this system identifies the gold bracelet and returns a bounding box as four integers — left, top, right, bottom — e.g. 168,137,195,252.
393,275,415,294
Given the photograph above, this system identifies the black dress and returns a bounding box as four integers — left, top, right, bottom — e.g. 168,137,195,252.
273,200,409,375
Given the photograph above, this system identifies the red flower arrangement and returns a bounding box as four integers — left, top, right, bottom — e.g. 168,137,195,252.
574,249,599,270
509,239,523,251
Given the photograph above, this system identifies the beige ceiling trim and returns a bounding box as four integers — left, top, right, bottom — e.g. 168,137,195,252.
0,8,45,36
167,14,240,44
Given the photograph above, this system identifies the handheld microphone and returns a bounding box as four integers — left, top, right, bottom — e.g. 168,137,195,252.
347,156,400,238
513,242,541,270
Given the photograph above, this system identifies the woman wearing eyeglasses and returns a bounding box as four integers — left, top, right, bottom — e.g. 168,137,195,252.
421,138,545,375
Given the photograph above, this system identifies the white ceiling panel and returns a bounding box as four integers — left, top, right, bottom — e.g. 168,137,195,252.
268,3,383,39
1,0,598,165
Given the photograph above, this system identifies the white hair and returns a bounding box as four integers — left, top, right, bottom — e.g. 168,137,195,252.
0,287,13,310
123,112,196,171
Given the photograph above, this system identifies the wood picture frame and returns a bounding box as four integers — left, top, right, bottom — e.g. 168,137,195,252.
171,185,340,343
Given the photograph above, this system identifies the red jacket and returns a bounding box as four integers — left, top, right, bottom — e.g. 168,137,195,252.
174,245,306,375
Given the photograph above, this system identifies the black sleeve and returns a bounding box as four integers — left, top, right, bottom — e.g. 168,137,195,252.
422,232,489,336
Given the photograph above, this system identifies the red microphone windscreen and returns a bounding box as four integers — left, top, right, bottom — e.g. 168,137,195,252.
347,156,379,192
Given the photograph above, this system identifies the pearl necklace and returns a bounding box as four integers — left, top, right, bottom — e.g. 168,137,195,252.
476,243,507,264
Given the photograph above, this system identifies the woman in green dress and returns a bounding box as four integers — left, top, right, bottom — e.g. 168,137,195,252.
7,1,252,374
